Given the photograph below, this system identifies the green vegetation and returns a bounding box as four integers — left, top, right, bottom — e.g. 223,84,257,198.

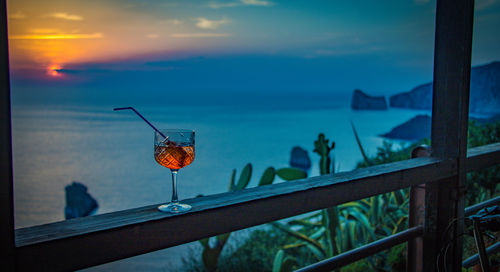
466,120,500,205
197,163,307,272
270,133,409,271
185,120,500,272
462,120,500,269
355,139,430,168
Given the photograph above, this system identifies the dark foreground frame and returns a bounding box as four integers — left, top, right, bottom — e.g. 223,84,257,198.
2,0,494,271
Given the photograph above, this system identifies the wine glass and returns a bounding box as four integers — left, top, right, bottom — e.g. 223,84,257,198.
154,129,195,213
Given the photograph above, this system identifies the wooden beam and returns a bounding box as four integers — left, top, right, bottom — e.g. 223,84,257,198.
0,0,16,271
12,142,498,271
466,142,500,172
424,0,475,271
15,157,455,271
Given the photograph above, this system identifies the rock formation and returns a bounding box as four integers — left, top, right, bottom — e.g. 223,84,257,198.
351,89,388,110
381,114,431,141
389,83,432,110
65,181,99,219
289,146,311,171
390,61,500,114
381,113,500,141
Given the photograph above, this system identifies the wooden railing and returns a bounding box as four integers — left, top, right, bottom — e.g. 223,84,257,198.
12,143,500,271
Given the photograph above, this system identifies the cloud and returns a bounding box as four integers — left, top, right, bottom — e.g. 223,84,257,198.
146,34,160,39
10,33,103,40
171,33,230,38
209,0,273,9
30,28,60,34
45,12,83,21
313,49,347,57
159,19,183,25
209,2,239,8
241,0,273,6
195,17,229,30
10,11,27,19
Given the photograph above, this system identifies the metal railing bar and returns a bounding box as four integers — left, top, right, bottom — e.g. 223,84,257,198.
295,226,424,272
465,196,500,216
462,241,500,268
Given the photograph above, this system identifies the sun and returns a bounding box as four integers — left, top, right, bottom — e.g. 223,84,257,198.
47,64,63,77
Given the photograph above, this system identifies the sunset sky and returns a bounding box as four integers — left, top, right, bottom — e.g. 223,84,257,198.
6,0,500,105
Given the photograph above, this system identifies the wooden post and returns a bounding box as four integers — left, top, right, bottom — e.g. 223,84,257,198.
407,146,430,272
0,0,16,271
422,0,474,271
407,186,424,272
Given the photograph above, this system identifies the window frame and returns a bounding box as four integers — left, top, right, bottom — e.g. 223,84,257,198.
1,0,489,271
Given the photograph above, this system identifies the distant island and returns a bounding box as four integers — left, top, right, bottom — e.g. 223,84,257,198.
381,115,431,141
390,61,500,114
351,89,388,110
358,61,500,140
381,114,500,141
350,61,500,114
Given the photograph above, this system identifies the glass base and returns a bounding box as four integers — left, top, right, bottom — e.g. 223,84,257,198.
158,202,192,213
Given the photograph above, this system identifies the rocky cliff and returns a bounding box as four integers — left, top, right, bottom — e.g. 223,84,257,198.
351,89,388,110
381,114,500,141
381,114,431,141
389,61,500,114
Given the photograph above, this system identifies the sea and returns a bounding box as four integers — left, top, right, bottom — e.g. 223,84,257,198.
11,98,429,271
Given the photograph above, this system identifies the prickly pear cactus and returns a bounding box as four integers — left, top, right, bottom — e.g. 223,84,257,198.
276,168,307,181
233,163,252,191
259,167,276,186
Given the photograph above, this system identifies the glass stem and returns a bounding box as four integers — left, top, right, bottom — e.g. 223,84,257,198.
170,170,179,204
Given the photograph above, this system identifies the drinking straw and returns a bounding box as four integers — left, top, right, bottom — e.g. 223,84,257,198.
113,107,166,138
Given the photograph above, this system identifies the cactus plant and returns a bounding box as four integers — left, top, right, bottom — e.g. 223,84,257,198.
272,250,298,272
313,133,342,258
273,133,404,271
313,133,335,175
259,167,276,186
276,167,307,181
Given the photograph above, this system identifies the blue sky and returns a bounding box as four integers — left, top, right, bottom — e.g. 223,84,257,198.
6,0,500,106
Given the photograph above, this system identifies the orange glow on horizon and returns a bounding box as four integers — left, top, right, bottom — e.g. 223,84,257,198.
47,64,62,77
9,33,103,40
6,1,230,72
